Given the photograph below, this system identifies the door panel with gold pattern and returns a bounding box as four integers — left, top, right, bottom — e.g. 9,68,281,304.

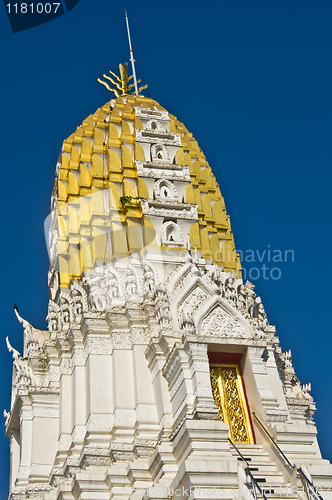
210,363,254,444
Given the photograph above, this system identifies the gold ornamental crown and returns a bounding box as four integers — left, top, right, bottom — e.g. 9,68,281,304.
98,62,148,97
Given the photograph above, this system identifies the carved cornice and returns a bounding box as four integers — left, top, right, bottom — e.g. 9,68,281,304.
136,160,190,181
134,107,170,121
141,199,198,220
136,129,181,146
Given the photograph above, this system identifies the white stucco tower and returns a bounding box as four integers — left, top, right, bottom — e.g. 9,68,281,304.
5,66,332,500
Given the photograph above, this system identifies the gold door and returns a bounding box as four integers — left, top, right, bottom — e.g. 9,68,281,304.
210,363,254,444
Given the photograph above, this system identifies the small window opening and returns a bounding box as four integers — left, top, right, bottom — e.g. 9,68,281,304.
166,225,176,242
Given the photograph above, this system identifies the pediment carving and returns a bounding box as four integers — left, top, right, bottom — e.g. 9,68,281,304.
198,304,252,339
179,284,209,318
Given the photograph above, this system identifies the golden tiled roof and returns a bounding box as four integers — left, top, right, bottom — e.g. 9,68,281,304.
54,94,241,287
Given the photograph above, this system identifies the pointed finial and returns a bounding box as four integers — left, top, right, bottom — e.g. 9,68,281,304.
125,10,138,96
6,337,20,358
13,305,38,347
185,234,193,263
6,336,11,352
14,304,31,331
194,245,199,262
187,234,191,253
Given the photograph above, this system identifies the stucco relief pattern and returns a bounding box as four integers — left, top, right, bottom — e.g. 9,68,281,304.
200,306,247,338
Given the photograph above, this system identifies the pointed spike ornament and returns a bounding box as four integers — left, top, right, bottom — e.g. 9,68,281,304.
13,304,39,350
125,10,138,96
194,245,199,262
98,12,147,97
6,336,22,363
187,234,191,253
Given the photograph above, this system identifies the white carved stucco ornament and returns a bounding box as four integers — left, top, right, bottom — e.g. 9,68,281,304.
169,260,256,340
124,268,139,298
6,337,35,386
199,304,249,338
166,253,275,340
179,285,209,320
86,264,125,311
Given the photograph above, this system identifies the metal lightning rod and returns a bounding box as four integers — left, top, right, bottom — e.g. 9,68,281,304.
125,10,138,95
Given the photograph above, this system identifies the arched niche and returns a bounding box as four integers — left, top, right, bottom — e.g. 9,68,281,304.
154,179,177,200
59,295,74,327
161,221,183,246
47,301,60,332
146,119,163,133
70,282,89,314
151,143,170,162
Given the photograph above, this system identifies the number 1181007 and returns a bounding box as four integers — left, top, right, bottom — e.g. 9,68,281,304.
6,3,61,14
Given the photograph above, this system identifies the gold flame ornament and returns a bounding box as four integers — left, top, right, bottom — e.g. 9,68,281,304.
98,63,148,97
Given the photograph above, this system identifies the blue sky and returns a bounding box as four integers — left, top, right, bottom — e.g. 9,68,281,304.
1,0,332,496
